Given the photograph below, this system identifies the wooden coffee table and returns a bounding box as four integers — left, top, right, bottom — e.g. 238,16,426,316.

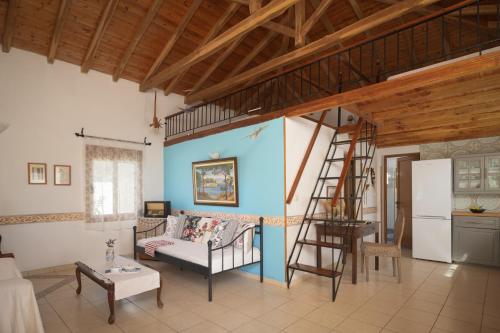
75,256,163,324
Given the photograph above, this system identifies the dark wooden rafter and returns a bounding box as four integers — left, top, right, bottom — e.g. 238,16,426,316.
2,0,18,53
164,2,241,95
113,0,164,81
188,34,248,94
141,0,299,91
81,0,119,73
142,0,202,83
48,0,71,63
286,110,328,204
185,0,442,104
295,0,306,46
331,118,364,207
301,0,334,37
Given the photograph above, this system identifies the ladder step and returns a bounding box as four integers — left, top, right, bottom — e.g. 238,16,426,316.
333,138,370,145
298,239,346,249
288,263,342,278
311,196,362,200
319,175,366,180
326,156,370,162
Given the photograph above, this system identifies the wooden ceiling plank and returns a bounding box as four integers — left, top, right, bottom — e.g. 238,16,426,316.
188,35,248,94
186,0,441,104
2,0,18,53
142,0,203,83
81,0,120,73
295,0,306,46
451,4,498,16
48,0,71,63
113,0,164,81
141,0,299,91
225,29,278,79
281,50,500,119
164,2,241,95
301,0,334,37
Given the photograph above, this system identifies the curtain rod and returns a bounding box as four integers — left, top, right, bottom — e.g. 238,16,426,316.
74,128,152,146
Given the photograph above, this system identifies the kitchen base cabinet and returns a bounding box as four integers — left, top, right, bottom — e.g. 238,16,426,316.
452,216,500,267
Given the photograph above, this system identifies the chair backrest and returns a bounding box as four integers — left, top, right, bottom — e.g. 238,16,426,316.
394,209,406,249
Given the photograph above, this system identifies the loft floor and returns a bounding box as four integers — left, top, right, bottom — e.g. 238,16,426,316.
31,254,500,332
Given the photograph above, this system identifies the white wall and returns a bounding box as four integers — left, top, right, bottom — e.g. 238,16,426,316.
284,117,345,266
0,49,184,271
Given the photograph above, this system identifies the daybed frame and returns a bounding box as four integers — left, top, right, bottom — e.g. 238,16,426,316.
133,217,264,301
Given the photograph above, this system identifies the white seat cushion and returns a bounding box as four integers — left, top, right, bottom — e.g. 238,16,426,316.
137,236,260,273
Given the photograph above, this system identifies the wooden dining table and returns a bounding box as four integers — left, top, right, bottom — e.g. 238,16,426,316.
315,221,381,284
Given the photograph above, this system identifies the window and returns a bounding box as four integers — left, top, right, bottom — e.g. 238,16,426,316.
85,145,142,223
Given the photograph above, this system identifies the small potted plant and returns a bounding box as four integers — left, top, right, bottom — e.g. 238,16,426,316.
105,239,116,267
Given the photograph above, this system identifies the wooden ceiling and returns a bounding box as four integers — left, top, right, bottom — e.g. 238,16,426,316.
282,49,500,147
0,0,459,98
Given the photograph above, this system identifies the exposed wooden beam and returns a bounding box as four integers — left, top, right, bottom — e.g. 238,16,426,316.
48,0,71,63
113,0,164,81
301,0,334,37
141,0,299,91
286,110,328,204
186,0,441,104
188,34,248,94
331,119,364,207
2,0,18,53
164,2,240,95
230,0,249,5
249,0,262,13
295,0,306,46
81,0,119,73
263,21,295,38
141,0,202,83
281,50,500,119
225,29,278,79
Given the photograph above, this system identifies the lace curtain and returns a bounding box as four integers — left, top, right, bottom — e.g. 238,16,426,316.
85,144,143,225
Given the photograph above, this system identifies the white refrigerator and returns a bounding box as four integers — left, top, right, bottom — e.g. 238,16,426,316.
412,159,452,263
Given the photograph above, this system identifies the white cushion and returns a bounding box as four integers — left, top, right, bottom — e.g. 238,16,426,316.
137,236,260,273
163,215,178,238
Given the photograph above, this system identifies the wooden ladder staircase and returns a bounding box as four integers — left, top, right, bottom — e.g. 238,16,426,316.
286,118,377,301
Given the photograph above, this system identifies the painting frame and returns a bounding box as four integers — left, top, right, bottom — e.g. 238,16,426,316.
28,162,47,185
54,165,71,186
192,157,239,207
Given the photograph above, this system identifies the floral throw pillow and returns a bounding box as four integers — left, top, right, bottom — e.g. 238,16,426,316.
180,216,203,242
163,215,178,238
233,222,255,253
208,219,230,248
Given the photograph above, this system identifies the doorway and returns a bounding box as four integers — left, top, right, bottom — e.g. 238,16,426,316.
383,153,420,249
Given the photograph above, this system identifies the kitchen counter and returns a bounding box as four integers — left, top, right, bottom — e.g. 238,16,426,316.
452,210,500,218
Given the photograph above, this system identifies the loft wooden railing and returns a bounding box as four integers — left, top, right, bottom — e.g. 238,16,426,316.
165,0,500,141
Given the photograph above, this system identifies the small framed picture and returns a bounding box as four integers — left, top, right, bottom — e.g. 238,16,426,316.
54,165,71,186
28,163,47,185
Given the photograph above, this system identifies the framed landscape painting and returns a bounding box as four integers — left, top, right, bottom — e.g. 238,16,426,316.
192,157,239,207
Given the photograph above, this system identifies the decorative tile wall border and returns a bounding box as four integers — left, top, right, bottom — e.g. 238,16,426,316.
0,212,85,225
172,209,285,226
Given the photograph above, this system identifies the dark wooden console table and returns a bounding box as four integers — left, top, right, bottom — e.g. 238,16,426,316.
315,221,380,284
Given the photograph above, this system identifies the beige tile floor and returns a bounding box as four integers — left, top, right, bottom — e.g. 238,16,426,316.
30,254,500,333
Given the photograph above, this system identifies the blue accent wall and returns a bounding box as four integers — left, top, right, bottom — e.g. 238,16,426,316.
164,119,286,282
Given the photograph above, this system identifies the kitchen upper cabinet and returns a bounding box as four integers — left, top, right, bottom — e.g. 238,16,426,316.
454,154,500,194
454,156,484,192
485,155,500,192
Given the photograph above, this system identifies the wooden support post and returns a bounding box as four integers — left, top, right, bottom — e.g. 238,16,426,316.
286,110,328,204
331,119,364,207
295,0,306,47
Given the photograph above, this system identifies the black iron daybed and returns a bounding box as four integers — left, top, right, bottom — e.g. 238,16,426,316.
133,216,264,301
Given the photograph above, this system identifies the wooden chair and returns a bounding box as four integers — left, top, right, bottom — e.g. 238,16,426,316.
361,210,405,283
